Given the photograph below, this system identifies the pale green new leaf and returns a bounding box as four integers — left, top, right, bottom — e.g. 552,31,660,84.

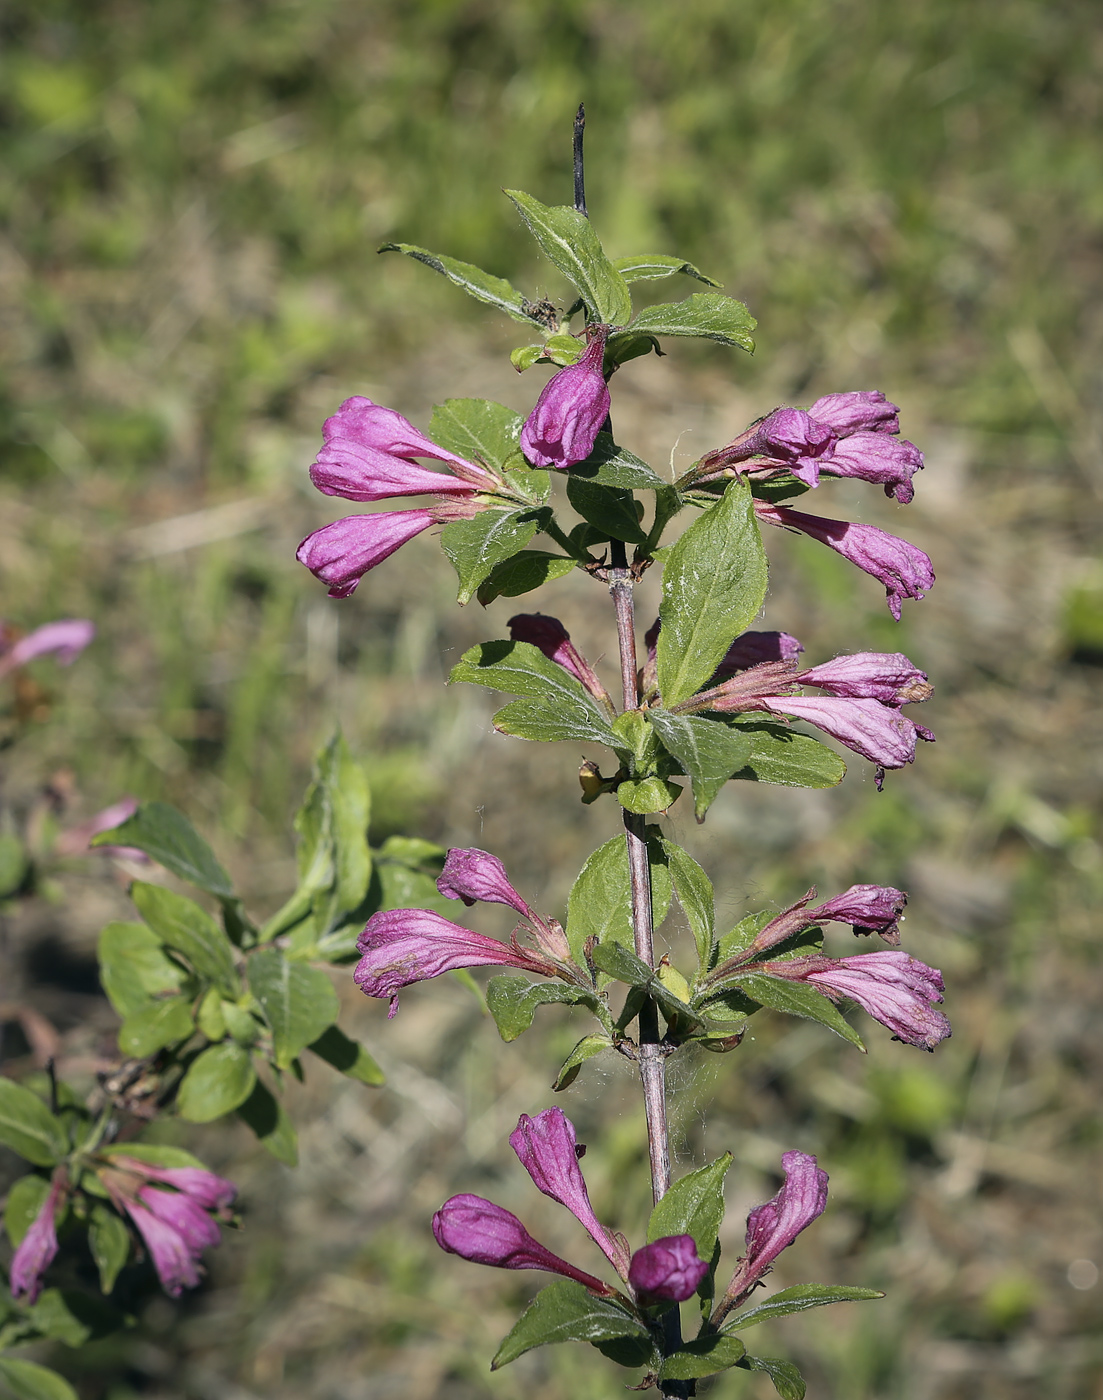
613,254,721,286
130,883,238,998
176,1041,256,1122
378,242,545,326
663,840,715,970
631,292,756,349
724,1284,884,1332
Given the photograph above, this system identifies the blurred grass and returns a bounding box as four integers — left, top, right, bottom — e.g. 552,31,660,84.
2,2,1103,1398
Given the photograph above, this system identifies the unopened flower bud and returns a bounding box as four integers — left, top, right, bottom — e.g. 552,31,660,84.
628,1235,709,1305
521,329,611,469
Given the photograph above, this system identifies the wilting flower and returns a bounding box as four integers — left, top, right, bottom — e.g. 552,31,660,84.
508,613,614,712
9,1172,67,1303
521,328,610,469
808,390,900,436
433,1195,613,1293
727,883,909,963
762,951,951,1050
0,619,95,680
510,1109,630,1276
712,1152,829,1323
629,1235,710,1306
354,909,564,1017
756,695,932,770
436,848,572,961
794,652,932,706
754,504,935,620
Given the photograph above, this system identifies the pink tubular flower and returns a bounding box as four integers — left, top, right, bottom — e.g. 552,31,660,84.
138,1186,221,1254
808,391,900,436
507,613,614,710
437,847,533,916
0,619,95,679
433,1195,612,1293
112,1160,237,1212
628,1236,709,1305
713,1152,828,1323
510,1109,629,1277
521,329,610,469
823,433,924,504
758,695,930,769
354,909,561,1017
309,396,497,501
122,1199,203,1297
296,510,437,598
795,652,932,706
765,951,950,1050
754,504,935,620
9,1174,66,1304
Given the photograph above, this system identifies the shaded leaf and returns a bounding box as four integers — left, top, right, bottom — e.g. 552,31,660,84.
248,949,339,1069
659,1333,747,1381
616,776,683,814
236,1078,298,1165
91,802,231,898
176,1041,256,1122
427,398,523,472
451,640,618,746
569,434,668,490
648,712,752,821
713,973,865,1049
663,840,715,971
565,476,646,544
630,293,756,349
88,1204,130,1294
442,508,548,605
4,1175,51,1247
737,1354,806,1399
491,1280,648,1370
552,1034,613,1091
28,1289,121,1347
307,1024,384,1085
378,242,544,326
476,550,576,605
0,1358,79,1400
0,1080,68,1167
590,942,699,1028
725,717,847,788
504,191,633,326
99,1144,206,1169
130,883,238,998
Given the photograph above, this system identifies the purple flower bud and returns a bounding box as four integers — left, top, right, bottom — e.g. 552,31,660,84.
354,909,558,1017
768,951,950,1050
821,433,924,504
437,847,533,915
510,1109,629,1277
628,1235,709,1305
507,614,613,709
795,652,932,706
521,330,610,469
713,1152,828,1322
9,1176,65,1304
808,391,900,436
812,885,907,945
714,631,805,679
0,619,95,679
116,1161,237,1212
121,1199,203,1297
432,1194,611,1292
754,504,935,619
309,396,496,501
296,510,436,597
138,1186,221,1253
758,695,931,769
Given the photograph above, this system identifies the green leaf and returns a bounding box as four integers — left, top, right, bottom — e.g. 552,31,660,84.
476,550,576,604
0,1081,68,1166
427,398,524,472
568,435,669,491
97,921,187,1018
5,1175,51,1247
715,911,776,964
565,832,671,960
490,697,607,746
485,977,604,1042
647,1153,732,1261
0,1358,79,1400
378,243,545,327
612,254,721,287
715,973,865,1049
236,1078,298,1165
117,996,195,1058
99,1143,207,1169
0,835,28,897
663,841,715,971
307,1024,384,1085
630,293,756,350
451,640,618,747
28,1289,121,1348
176,1041,256,1122
590,942,699,1028
248,949,339,1069
616,776,683,814
657,478,768,705
565,476,646,544
724,718,847,788
648,712,752,821
196,987,226,1040
441,508,547,605
724,1284,884,1332
491,1280,649,1370
659,1334,746,1381
553,1034,613,1091
88,1204,130,1293
91,802,232,898
737,1354,807,1399
504,191,634,326
130,883,238,998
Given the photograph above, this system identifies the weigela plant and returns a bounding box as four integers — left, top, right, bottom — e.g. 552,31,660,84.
294,112,950,1395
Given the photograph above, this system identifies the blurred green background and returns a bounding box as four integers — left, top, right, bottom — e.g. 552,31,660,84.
2,1,1103,1397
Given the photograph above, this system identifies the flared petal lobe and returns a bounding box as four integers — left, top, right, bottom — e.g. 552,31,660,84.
822,433,923,503
437,847,533,917
432,1195,610,1292
296,510,435,597
9,1178,64,1303
521,333,610,469
808,390,900,436
801,951,951,1050
628,1236,709,1305
138,1187,221,1252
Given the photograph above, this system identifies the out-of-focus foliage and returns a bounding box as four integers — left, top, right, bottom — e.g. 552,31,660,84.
2,2,1102,1399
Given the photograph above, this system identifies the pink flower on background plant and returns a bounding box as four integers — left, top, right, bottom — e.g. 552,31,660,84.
9,1172,67,1304
54,796,148,861
507,613,614,711
111,1159,237,1212
0,620,95,679
521,328,611,469
432,1195,612,1292
628,1235,710,1305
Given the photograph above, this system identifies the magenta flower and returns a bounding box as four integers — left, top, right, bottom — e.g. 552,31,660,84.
811,885,908,945
354,909,562,1017
438,847,533,916
714,630,805,678
432,1195,612,1293
628,1235,709,1305
138,1186,221,1254
508,613,614,710
121,1199,203,1296
808,391,900,436
764,951,951,1050
309,396,497,501
712,1152,828,1323
795,652,932,706
747,408,837,488
756,695,932,770
823,433,924,504
112,1159,237,1212
754,504,934,620
510,1109,629,1277
0,619,95,679
9,1174,66,1304
521,329,611,469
